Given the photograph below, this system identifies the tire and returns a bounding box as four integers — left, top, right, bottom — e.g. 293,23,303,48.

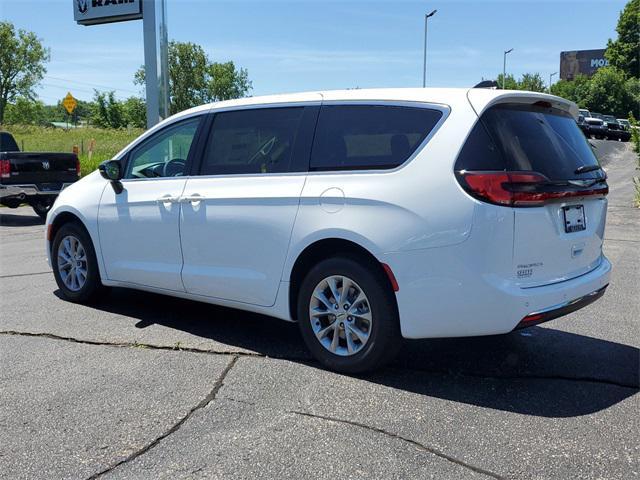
297,256,402,374
51,222,104,303
31,197,54,220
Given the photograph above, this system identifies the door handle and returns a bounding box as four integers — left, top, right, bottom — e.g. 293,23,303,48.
156,194,179,204
180,193,204,204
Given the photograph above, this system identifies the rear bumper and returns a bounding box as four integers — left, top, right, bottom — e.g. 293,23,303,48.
380,248,611,339
0,183,72,200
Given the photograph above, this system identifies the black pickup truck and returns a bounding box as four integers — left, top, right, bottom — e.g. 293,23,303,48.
1,131,79,219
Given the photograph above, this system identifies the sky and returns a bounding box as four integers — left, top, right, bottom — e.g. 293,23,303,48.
0,0,627,104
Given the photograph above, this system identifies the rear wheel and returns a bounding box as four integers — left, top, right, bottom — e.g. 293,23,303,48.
31,197,54,219
51,222,104,303
297,256,401,373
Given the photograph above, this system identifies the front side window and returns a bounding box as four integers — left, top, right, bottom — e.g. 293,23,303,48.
200,107,304,175
310,105,443,171
125,117,201,179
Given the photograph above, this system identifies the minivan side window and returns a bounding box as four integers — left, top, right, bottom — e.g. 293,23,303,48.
125,117,201,179
200,107,304,175
309,105,443,171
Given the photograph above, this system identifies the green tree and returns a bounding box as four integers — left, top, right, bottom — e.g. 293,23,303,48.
135,40,252,115
495,73,518,90
606,0,640,78
550,75,591,106
0,21,50,124
122,96,146,128
583,67,638,117
518,73,546,92
91,90,124,129
3,97,46,125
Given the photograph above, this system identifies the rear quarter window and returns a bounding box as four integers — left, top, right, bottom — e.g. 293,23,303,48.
310,105,443,171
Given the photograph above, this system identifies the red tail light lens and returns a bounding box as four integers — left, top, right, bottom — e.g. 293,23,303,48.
0,159,10,179
75,156,81,177
458,171,608,207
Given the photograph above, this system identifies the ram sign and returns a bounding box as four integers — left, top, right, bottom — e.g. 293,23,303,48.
560,49,609,80
73,0,142,26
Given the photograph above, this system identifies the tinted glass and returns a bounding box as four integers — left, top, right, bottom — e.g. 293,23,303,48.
455,104,603,180
125,117,200,179
310,105,442,171
200,107,303,175
0,132,19,152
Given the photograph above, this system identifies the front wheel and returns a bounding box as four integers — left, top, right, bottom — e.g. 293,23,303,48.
297,256,401,373
51,222,104,303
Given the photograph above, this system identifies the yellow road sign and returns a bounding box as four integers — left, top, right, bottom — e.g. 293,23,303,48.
62,92,77,114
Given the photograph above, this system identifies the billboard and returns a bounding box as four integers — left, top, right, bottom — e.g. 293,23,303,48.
73,0,142,26
560,49,609,80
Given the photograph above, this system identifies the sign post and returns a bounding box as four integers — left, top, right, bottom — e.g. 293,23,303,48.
73,0,169,128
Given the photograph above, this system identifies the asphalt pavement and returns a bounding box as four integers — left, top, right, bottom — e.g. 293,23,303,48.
1,140,638,479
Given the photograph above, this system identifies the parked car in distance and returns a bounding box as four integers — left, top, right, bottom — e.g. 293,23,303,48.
602,115,630,142
617,118,631,130
584,117,607,139
45,88,611,372
578,108,592,119
576,114,590,137
1,131,80,218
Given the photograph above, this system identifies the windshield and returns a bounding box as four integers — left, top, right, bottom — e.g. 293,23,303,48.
472,103,604,181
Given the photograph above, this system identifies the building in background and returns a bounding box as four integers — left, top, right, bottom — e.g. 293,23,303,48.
560,49,609,80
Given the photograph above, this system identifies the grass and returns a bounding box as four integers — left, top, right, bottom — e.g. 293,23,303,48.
2,124,143,177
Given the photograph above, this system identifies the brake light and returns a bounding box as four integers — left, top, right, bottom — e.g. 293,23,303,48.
0,159,10,179
458,171,608,207
75,156,81,177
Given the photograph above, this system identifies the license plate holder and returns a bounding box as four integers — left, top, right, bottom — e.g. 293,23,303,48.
563,205,586,233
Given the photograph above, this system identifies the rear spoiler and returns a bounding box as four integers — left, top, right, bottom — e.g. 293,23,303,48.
466,88,578,118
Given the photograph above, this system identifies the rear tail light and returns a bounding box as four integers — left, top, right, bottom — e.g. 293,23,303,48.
457,171,608,207
75,156,81,177
0,159,10,179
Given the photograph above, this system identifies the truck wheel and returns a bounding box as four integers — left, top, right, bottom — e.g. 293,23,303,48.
297,256,402,373
51,222,104,303
31,197,54,219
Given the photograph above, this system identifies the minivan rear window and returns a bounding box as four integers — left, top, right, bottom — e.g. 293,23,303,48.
310,105,443,171
455,103,604,180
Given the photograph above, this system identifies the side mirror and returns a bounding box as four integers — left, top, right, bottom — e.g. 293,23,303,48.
98,160,124,194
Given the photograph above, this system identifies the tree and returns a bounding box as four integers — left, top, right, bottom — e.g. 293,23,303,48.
0,22,50,124
495,73,518,90
122,96,146,128
550,75,591,106
518,73,546,92
135,40,252,115
91,90,124,129
583,67,638,117
3,97,46,125
606,0,639,78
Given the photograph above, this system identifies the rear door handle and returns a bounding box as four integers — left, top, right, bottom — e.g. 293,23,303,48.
156,194,179,204
180,193,204,204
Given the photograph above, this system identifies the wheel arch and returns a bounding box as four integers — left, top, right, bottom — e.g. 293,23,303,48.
287,237,398,321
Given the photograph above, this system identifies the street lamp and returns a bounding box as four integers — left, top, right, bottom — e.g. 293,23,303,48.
422,9,437,88
502,48,514,89
549,71,558,93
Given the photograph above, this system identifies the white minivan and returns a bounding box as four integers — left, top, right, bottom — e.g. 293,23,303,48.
46,88,611,372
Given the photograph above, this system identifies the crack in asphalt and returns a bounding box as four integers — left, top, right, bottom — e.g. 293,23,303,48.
85,355,240,480
1,330,637,389
291,410,506,479
604,237,640,244
0,271,50,278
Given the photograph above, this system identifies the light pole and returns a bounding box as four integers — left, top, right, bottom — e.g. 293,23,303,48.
502,48,513,89
549,71,557,93
422,9,437,88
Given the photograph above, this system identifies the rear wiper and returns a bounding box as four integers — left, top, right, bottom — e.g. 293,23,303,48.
574,164,601,174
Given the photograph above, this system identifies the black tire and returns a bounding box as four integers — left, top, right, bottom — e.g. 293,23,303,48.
297,256,402,374
31,197,54,219
51,222,104,303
